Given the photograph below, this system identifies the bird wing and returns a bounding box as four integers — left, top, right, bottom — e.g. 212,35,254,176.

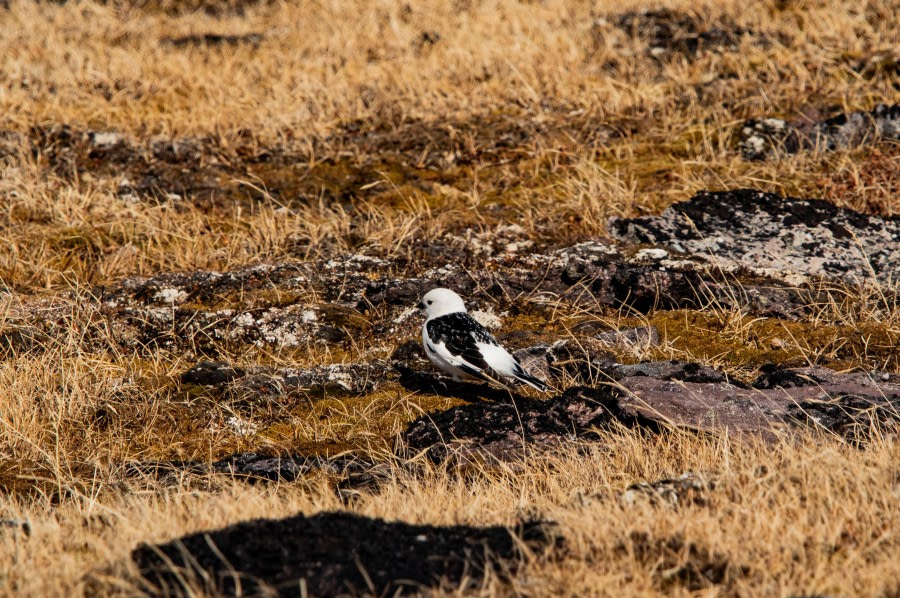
425,312,548,392
425,312,498,375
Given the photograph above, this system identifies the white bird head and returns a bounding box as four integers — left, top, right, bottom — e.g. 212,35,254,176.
417,288,466,319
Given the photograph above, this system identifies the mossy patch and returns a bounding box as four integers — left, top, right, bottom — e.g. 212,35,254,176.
643,310,899,376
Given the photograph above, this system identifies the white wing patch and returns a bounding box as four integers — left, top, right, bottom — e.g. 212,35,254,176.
475,341,518,378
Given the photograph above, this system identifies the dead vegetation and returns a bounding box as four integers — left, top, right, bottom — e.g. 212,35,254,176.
1,0,898,595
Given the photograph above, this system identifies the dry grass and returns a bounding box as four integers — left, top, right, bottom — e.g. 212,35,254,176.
2,427,899,596
2,0,898,291
1,0,899,595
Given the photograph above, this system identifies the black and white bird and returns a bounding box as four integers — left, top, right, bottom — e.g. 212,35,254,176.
417,288,548,392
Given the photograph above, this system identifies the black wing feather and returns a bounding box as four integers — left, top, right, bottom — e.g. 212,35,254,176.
425,312,498,372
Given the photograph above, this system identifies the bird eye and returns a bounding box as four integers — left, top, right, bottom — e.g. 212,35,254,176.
427,300,433,305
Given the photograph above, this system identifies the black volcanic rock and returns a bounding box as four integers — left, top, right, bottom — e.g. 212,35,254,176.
400,387,635,462
133,512,552,597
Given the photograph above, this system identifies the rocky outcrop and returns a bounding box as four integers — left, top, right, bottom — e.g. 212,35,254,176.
134,361,900,493
132,512,553,597
401,387,623,463
181,360,387,399
609,189,900,285
740,104,899,160
0,189,879,361
399,363,900,462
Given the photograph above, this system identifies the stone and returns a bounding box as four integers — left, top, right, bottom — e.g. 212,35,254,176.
399,365,900,462
132,512,553,597
740,104,899,160
400,387,626,463
181,361,243,386
615,371,900,437
609,189,900,285
621,473,714,507
609,360,732,384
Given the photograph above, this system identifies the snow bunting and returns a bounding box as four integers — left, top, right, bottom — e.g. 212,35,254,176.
417,288,548,392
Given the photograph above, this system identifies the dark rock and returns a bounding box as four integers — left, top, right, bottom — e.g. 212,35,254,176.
615,9,749,58
753,364,898,389
740,103,899,160
616,370,900,437
210,452,320,482
394,367,521,402
0,325,46,356
783,394,900,440
132,512,552,597
181,361,242,386
177,362,392,409
210,452,379,483
610,189,900,285
226,363,389,399
609,360,731,385
400,386,628,462
512,339,616,386
361,280,419,307
390,339,431,369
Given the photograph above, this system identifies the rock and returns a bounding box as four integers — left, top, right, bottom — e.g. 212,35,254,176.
400,387,628,463
752,364,900,389
512,339,616,386
615,370,900,437
0,325,47,356
390,339,430,369
177,361,392,409
783,394,900,441
740,104,899,160
399,365,900,462
227,363,389,400
132,512,552,597
181,361,243,386
622,473,714,507
210,452,380,483
609,360,731,384
610,189,900,285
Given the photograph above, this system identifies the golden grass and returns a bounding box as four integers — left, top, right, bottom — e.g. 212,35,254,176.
1,0,899,594
1,428,898,596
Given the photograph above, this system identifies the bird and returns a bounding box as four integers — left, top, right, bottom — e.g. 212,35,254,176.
417,288,548,392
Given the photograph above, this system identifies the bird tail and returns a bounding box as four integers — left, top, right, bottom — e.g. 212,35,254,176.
512,363,550,393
